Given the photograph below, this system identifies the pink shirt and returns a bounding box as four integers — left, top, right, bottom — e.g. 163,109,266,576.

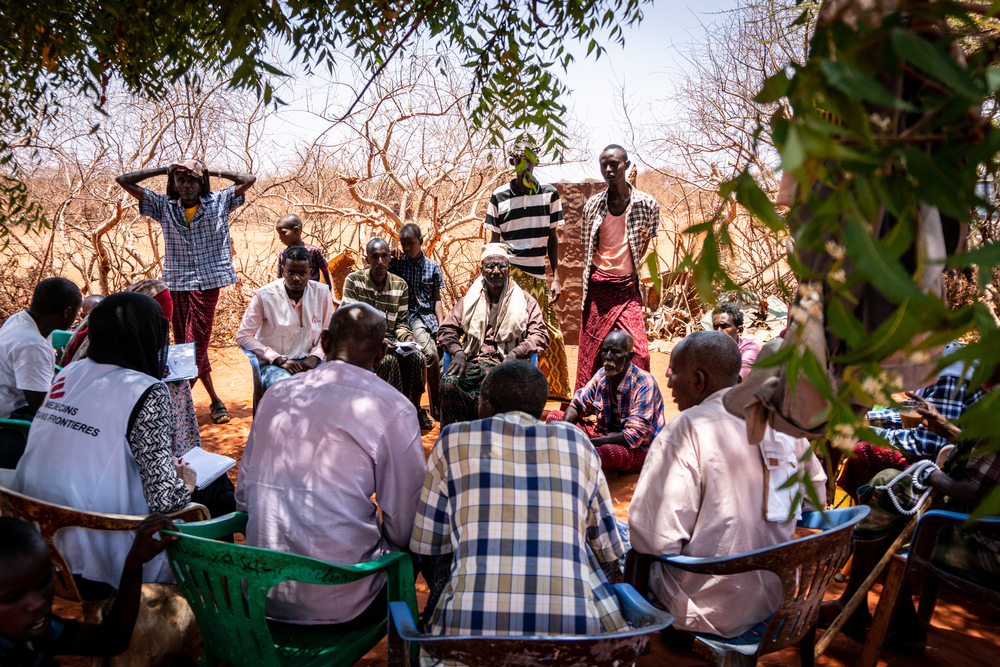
629,389,827,637
235,361,425,624
738,336,761,381
593,208,634,275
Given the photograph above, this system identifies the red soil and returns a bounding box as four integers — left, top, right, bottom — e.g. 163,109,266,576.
55,343,999,666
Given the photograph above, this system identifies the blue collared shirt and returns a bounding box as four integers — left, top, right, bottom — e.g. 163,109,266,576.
387,252,445,333
138,186,245,291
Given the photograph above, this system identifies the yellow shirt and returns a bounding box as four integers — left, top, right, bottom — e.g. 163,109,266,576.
184,205,199,225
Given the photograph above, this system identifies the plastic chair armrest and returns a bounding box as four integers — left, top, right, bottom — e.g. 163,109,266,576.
614,583,674,629
169,502,210,523
0,419,32,437
389,600,422,641
173,510,248,538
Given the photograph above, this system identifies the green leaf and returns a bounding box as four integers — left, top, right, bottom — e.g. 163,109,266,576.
756,69,791,104
732,171,783,233
843,218,934,307
780,124,806,173
891,28,982,100
819,59,918,112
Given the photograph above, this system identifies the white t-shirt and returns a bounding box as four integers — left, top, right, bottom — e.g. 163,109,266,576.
0,311,55,418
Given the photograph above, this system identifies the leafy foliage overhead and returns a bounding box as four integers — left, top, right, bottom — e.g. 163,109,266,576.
681,0,1000,517
0,0,649,231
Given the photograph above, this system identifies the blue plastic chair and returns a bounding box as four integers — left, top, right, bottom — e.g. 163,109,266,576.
858,509,1000,667
441,351,538,374
239,347,264,417
385,583,673,667
625,506,869,667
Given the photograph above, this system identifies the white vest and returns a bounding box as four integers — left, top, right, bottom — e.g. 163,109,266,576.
13,359,171,586
251,279,331,360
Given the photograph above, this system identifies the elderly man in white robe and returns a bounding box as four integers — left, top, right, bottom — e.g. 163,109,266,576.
628,331,827,639
436,243,549,426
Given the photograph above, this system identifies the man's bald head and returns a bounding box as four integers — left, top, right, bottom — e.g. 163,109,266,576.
604,330,634,352
321,303,388,369
366,238,389,256
667,331,741,410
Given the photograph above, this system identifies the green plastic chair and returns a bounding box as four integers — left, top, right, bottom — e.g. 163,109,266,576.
0,418,31,438
164,511,418,667
51,329,72,354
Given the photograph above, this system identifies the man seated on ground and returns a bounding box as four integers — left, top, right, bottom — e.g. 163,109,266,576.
0,515,178,665
821,364,1000,656
437,243,548,426
389,223,446,421
236,303,426,627
838,341,986,499
411,360,628,645
236,245,335,391
0,277,82,467
342,238,432,430
629,331,826,639
711,302,759,381
547,331,664,476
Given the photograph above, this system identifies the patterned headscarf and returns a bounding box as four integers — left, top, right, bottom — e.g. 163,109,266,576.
126,279,173,321
166,158,211,200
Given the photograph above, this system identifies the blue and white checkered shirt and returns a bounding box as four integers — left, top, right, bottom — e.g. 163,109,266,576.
138,186,245,291
410,411,629,638
867,375,985,458
388,252,445,334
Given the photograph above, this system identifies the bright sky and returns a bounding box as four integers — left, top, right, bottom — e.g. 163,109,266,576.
259,1,740,182
541,0,735,183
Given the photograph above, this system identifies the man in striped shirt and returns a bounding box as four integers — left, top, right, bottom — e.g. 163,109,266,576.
342,238,432,430
484,139,571,402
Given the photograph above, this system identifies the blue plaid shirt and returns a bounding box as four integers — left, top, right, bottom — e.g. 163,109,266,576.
388,252,445,333
138,186,245,291
570,363,666,450
867,375,985,458
410,411,628,637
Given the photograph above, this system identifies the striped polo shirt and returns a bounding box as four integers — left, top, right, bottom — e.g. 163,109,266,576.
483,181,564,277
341,268,412,342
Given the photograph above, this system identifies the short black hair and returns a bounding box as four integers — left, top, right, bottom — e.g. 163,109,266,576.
30,277,82,316
601,144,629,162
328,302,387,349
366,237,389,256
714,302,744,328
677,330,742,384
284,245,312,264
0,517,47,564
277,214,303,229
399,223,422,240
480,360,548,418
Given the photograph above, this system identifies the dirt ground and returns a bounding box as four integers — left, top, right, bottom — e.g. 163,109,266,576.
56,343,999,667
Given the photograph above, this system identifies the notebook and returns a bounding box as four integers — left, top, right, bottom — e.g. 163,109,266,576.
179,446,236,489
163,343,199,382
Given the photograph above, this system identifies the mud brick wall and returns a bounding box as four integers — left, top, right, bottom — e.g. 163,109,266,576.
549,182,605,346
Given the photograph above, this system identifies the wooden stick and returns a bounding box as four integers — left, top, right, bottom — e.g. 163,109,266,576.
814,514,919,657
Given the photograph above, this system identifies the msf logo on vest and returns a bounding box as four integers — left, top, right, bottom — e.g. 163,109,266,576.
50,377,67,399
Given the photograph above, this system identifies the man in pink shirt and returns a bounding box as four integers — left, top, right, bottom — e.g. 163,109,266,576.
235,303,425,626
236,245,335,390
711,302,760,381
577,144,659,391
629,331,825,638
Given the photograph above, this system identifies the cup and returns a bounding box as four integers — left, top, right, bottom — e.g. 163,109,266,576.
898,399,922,429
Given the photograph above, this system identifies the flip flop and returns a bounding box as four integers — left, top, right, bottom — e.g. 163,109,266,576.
210,402,231,424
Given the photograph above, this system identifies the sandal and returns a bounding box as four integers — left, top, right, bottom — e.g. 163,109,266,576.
210,402,231,424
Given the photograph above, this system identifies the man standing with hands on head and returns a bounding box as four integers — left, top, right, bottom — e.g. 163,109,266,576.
116,159,255,424
577,144,658,392
237,245,335,391
484,138,571,402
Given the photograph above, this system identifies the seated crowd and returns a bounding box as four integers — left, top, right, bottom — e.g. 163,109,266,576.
1,153,997,666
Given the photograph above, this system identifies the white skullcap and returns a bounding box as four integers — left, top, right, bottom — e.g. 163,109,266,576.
481,243,509,262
